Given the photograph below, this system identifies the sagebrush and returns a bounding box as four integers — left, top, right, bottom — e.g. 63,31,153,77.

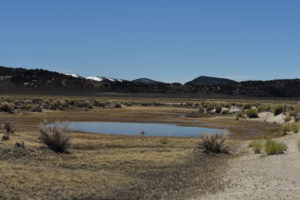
198,134,228,154
39,123,70,153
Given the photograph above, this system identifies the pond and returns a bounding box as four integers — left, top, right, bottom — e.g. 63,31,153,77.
53,121,231,137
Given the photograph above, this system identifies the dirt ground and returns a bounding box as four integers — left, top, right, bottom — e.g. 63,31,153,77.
191,133,300,200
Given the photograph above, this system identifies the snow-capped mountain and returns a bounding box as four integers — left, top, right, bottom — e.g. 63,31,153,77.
86,76,123,82
64,73,123,82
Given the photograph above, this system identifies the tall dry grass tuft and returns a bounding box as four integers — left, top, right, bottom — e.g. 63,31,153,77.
282,123,299,135
264,139,287,155
248,140,264,154
198,134,228,154
39,122,70,153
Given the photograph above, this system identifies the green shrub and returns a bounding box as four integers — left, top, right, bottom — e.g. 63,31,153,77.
206,104,215,113
243,104,251,109
257,105,271,112
264,139,287,155
273,105,285,116
224,103,230,108
282,123,299,135
246,108,258,118
202,102,209,108
26,104,33,110
215,106,222,114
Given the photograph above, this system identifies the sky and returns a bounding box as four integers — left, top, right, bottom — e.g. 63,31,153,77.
0,0,299,83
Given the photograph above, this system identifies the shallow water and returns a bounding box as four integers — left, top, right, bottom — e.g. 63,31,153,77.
53,121,230,137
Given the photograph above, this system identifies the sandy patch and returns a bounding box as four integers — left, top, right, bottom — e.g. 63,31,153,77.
191,133,300,200
248,112,288,124
229,106,241,113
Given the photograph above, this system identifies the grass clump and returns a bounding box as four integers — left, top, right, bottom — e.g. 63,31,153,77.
39,123,70,153
246,108,258,118
159,138,169,145
264,139,287,155
243,104,251,109
257,105,271,112
248,140,264,154
198,134,228,154
282,123,299,135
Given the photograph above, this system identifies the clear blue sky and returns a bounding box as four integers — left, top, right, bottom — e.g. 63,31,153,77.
0,0,299,83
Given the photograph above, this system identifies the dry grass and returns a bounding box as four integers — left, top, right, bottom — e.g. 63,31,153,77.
264,139,287,155
0,131,229,200
282,123,299,135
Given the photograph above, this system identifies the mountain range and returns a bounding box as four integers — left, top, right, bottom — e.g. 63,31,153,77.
1,65,300,97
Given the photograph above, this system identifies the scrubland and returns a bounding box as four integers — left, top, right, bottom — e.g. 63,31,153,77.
0,95,300,199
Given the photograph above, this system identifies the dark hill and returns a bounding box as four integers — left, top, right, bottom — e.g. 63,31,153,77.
185,76,237,86
132,78,163,85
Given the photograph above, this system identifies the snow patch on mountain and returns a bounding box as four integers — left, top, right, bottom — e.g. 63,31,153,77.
65,74,79,78
86,76,103,81
86,76,123,82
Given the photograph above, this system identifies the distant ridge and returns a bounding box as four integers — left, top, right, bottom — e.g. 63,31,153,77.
1,65,300,97
132,78,163,85
185,76,237,86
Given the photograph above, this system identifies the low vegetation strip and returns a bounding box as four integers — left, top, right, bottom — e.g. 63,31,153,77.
249,139,288,155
